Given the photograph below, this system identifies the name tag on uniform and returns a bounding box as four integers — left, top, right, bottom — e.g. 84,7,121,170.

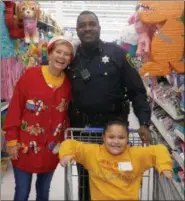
118,162,133,171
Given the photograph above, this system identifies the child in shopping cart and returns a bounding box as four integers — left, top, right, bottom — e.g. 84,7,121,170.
59,120,173,200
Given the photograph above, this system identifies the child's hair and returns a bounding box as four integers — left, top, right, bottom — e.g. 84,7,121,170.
103,119,129,135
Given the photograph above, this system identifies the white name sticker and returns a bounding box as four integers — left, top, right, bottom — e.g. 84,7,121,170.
118,162,133,171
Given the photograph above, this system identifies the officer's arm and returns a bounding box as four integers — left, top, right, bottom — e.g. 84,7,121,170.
119,49,151,126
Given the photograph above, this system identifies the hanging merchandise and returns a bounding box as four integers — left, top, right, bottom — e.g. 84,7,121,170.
3,1,24,39
0,1,16,58
15,1,41,44
40,42,48,65
1,57,24,101
128,5,153,63
48,31,54,40
138,1,184,76
26,43,41,68
16,41,42,69
1,1,24,101
120,20,138,57
176,74,185,111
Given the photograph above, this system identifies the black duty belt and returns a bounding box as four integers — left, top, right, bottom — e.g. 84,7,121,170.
69,102,130,127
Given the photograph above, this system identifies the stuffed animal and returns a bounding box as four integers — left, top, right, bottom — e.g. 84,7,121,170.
41,43,48,65
15,1,40,44
120,24,138,46
26,43,40,68
128,8,151,63
138,1,184,76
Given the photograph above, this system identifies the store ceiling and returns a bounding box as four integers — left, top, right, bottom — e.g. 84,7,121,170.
39,1,137,41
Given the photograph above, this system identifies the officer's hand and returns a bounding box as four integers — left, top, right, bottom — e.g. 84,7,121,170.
60,155,75,167
161,170,173,180
138,125,152,146
6,145,19,160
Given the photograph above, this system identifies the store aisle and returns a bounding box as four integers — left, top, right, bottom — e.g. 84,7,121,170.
1,107,140,200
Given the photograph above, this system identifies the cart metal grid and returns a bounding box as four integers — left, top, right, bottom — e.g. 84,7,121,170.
64,127,183,200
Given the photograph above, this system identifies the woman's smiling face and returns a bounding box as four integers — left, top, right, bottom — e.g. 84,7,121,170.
48,41,73,71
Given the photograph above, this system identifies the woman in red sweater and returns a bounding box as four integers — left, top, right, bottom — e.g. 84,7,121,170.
3,35,79,201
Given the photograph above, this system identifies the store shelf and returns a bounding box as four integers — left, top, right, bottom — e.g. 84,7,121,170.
151,115,176,150
180,107,185,112
144,83,184,120
172,180,185,200
1,102,9,112
174,129,184,142
172,151,184,170
38,20,57,31
149,92,184,120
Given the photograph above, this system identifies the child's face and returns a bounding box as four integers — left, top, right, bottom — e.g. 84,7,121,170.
103,124,128,155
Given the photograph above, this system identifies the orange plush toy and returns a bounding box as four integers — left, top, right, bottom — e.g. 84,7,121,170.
138,1,184,76
15,1,40,44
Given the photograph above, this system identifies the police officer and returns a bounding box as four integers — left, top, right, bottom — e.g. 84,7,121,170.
66,11,151,200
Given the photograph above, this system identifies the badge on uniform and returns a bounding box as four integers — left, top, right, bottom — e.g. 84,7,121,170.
126,53,135,68
102,55,110,64
118,162,133,171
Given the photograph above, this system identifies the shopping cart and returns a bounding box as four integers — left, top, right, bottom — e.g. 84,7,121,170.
63,127,183,200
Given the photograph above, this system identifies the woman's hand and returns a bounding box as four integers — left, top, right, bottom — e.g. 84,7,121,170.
60,155,75,167
6,145,19,160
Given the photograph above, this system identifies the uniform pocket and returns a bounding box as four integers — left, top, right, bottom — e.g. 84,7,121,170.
97,61,118,78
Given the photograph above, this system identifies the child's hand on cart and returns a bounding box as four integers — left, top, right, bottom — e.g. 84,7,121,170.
60,155,75,167
161,170,173,180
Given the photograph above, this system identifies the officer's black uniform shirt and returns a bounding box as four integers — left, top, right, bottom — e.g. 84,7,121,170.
66,40,151,126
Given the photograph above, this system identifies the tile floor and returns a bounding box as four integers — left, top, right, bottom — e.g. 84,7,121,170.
1,107,143,200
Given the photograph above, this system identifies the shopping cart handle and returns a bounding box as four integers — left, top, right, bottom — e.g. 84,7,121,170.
83,128,138,133
84,127,104,133
129,128,138,133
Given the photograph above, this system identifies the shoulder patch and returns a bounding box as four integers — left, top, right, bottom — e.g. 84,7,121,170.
126,53,135,68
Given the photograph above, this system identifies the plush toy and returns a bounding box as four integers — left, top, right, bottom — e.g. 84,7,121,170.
48,31,53,40
15,1,40,44
23,43,40,68
138,1,184,76
128,7,152,63
120,24,138,46
120,21,138,58
41,43,48,65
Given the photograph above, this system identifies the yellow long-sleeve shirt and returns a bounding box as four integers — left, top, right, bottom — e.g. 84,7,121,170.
59,140,172,200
